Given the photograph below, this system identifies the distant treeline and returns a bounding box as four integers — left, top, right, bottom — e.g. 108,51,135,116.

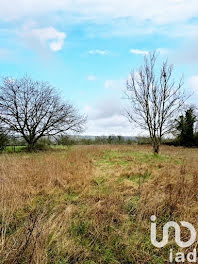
2,132,198,151
0,134,137,151
56,135,137,146
1,106,198,151
1,133,198,152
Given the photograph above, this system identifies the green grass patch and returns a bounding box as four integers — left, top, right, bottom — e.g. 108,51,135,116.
96,149,172,173
96,150,131,167
64,188,79,203
118,170,151,185
129,150,170,163
4,145,26,153
124,196,140,219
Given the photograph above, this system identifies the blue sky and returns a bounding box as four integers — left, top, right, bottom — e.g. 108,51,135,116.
0,0,198,136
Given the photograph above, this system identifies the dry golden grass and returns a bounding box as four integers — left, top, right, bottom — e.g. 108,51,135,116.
0,145,198,263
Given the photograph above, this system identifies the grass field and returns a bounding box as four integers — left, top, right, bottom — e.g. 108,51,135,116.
0,145,198,263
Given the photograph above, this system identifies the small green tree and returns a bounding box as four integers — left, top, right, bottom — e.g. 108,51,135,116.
176,115,185,145
107,136,114,144
175,107,196,147
117,135,124,144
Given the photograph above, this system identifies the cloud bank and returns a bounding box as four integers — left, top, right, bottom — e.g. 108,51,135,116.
0,0,198,26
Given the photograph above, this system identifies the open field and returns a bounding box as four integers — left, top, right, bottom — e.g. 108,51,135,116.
0,145,198,263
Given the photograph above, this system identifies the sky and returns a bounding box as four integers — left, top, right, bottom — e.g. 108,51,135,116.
0,0,198,136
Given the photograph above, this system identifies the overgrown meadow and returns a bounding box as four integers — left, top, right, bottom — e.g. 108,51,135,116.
0,145,198,263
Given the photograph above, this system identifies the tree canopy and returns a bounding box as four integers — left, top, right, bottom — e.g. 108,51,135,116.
0,76,86,150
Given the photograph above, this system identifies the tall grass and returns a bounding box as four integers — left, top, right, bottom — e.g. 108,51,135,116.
0,145,198,263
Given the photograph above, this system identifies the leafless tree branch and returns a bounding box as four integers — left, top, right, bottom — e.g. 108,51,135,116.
124,51,185,153
0,76,86,150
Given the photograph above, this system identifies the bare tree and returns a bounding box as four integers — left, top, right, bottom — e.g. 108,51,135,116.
125,52,184,154
0,76,86,151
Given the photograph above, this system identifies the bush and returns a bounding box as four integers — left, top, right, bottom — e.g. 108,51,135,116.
24,138,53,152
161,138,180,146
0,130,8,151
136,137,152,145
56,135,75,146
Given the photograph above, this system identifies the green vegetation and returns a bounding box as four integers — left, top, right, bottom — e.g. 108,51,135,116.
0,129,8,151
175,107,198,147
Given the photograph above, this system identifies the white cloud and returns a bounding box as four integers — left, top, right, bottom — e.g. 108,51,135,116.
165,24,198,38
21,25,66,52
88,49,109,55
189,76,198,95
129,47,170,57
0,1,197,42
1,0,197,26
156,48,170,55
129,49,149,55
83,81,142,136
49,39,65,52
88,75,97,81
84,97,136,136
173,35,198,64
85,115,134,136
105,80,125,90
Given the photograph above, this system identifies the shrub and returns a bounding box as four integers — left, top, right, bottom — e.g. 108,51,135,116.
0,129,8,151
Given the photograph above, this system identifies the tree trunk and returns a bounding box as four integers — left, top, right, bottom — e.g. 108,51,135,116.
27,141,36,152
153,142,160,154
